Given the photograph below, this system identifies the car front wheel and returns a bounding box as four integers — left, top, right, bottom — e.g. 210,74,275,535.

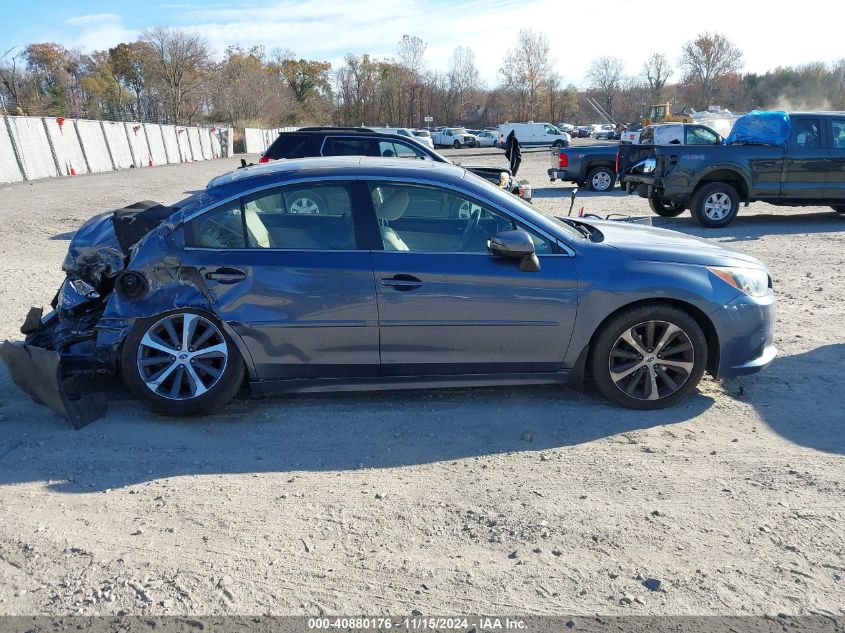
590,304,708,410
122,309,245,416
453,140,462,149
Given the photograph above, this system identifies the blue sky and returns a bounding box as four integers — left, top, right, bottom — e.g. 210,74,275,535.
2,0,844,88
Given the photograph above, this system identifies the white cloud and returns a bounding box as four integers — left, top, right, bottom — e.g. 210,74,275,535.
64,13,138,51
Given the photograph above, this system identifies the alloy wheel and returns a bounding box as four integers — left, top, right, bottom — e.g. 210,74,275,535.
608,320,694,401
289,196,320,214
704,192,732,221
592,171,612,191
136,313,228,400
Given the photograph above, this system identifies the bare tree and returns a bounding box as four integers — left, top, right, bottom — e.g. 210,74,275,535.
643,53,673,102
586,56,624,118
499,29,552,120
397,35,426,126
142,26,209,124
679,32,743,107
447,46,480,123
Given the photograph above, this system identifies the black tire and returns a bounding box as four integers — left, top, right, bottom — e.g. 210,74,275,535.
122,308,245,417
589,304,708,410
691,182,740,228
832,205,845,213
648,195,687,217
587,166,615,192
453,140,462,149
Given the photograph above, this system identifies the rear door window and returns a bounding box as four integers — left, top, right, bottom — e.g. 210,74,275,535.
829,119,845,149
264,134,311,159
377,140,425,159
685,126,721,145
323,137,375,156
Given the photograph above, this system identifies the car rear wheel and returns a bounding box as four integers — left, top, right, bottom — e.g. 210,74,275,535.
832,205,845,213
692,182,739,227
587,167,615,192
648,195,687,217
590,304,708,410
287,191,324,214
122,309,245,416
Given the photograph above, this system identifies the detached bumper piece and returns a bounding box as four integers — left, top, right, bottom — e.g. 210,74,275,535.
0,342,107,429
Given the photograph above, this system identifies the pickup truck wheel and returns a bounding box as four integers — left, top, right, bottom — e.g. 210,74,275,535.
832,205,845,213
648,195,686,217
692,182,740,228
553,140,564,148
590,304,708,410
587,167,615,192
453,140,462,149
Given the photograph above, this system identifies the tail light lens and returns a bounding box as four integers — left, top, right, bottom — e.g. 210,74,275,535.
258,156,271,164
558,153,568,168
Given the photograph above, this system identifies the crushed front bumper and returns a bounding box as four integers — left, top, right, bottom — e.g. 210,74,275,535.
0,341,107,428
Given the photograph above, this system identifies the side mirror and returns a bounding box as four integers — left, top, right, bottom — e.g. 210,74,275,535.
488,230,540,272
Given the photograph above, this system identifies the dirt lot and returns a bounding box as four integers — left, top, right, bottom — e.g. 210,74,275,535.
0,145,843,617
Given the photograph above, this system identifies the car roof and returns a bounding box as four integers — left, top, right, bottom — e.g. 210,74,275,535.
205,156,467,197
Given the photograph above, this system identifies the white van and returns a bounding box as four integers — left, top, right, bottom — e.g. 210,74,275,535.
498,122,570,149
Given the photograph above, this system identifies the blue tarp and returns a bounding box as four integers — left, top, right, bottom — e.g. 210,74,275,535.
725,111,790,146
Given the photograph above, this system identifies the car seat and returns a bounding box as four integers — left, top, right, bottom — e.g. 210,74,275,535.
376,189,410,251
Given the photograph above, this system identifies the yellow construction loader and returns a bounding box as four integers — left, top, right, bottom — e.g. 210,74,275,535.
641,103,693,126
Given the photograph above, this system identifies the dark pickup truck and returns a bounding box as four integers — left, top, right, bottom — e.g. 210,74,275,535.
548,145,618,191
641,112,845,227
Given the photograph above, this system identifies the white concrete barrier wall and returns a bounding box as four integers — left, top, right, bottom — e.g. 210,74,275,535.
175,127,193,162
186,127,204,161
125,123,152,168
199,127,213,160
208,128,222,159
144,124,168,165
7,116,58,180
101,121,133,170
44,117,89,176
160,125,180,164
244,128,265,154
0,120,24,183
75,119,113,173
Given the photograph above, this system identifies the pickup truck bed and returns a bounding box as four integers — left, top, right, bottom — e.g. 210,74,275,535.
548,145,618,192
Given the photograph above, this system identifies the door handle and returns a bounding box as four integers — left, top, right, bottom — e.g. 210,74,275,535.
203,267,247,283
379,275,423,291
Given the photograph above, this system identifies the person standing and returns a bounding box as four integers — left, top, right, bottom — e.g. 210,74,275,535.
504,130,522,177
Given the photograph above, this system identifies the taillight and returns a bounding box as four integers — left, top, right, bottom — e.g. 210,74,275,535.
558,152,568,168
615,151,620,173
259,156,271,164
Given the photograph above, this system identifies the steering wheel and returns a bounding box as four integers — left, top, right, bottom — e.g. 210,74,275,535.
457,208,481,251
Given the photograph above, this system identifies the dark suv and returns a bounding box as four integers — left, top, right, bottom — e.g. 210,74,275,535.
259,127,531,201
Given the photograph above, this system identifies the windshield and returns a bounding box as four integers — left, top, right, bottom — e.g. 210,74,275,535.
464,173,584,241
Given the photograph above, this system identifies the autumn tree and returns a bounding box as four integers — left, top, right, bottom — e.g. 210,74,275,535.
679,32,743,107
446,46,480,123
271,50,332,123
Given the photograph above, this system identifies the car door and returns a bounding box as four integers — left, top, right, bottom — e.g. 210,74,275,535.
366,180,578,376
826,117,845,201
783,116,830,200
179,180,380,380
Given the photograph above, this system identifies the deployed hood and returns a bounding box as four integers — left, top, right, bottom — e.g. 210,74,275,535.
587,219,764,267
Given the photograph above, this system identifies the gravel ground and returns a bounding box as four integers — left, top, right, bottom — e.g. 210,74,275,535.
0,145,843,617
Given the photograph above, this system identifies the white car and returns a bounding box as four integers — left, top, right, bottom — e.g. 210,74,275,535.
411,129,435,149
432,127,478,148
475,130,498,147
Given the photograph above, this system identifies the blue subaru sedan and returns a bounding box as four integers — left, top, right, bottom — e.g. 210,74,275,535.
0,157,776,426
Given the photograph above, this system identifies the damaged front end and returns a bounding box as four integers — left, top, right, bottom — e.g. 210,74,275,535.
0,201,179,428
